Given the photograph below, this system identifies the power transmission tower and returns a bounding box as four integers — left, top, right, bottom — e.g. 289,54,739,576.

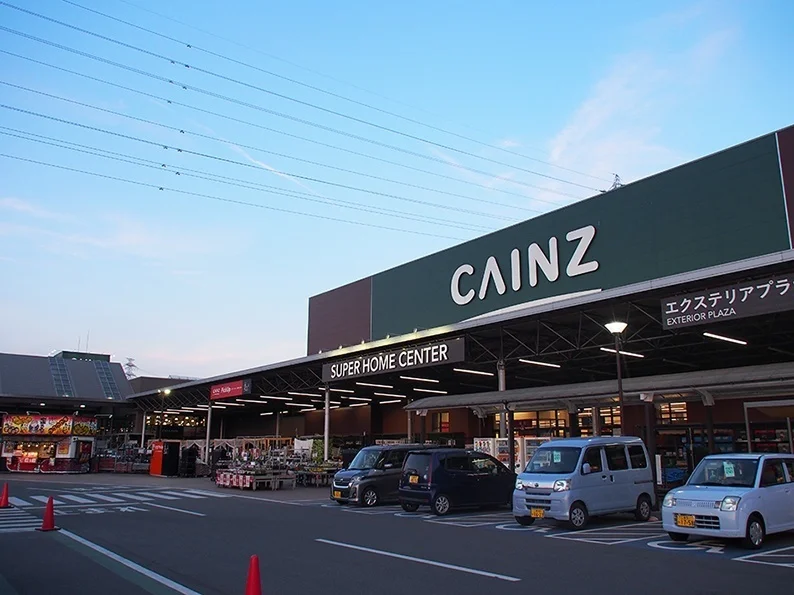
609,173,623,190
124,357,140,379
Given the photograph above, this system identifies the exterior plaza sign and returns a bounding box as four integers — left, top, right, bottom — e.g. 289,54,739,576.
210,379,252,400
661,273,794,330
322,338,465,382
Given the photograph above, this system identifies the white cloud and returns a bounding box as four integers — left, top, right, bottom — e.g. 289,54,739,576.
0,197,67,220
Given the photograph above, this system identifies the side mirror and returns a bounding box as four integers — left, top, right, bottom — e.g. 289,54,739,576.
582,463,592,475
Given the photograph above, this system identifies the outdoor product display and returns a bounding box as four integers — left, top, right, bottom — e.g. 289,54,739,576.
149,440,181,477
1,414,96,473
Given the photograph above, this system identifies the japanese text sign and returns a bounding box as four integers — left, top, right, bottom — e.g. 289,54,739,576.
210,379,252,400
661,273,793,330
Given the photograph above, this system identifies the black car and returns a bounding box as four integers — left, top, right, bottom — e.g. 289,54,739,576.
331,444,431,507
398,448,516,516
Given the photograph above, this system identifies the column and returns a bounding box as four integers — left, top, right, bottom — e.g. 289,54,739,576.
419,412,427,445
592,406,601,436
140,410,147,448
705,405,715,454
407,406,413,441
204,402,213,463
787,418,794,454
507,408,515,473
275,411,281,438
497,360,506,438
569,408,580,438
324,386,330,461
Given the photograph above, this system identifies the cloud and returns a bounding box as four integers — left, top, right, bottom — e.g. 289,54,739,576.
498,139,521,149
0,197,67,220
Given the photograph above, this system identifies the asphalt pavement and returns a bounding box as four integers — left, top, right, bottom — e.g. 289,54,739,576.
0,473,792,594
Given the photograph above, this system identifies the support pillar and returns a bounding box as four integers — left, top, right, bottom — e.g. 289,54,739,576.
507,407,515,473
569,409,580,438
788,417,794,454
324,386,330,461
593,406,601,436
219,417,225,440
204,403,213,463
275,411,281,437
407,401,413,441
140,411,147,448
419,412,427,445
497,360,506,438
705,405,715,454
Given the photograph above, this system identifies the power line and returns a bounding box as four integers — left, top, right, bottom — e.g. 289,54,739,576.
0,50,578,207
61,0,611,184
0,127,496,233
0,7,602,193
0,98,516,223
0,153,470,241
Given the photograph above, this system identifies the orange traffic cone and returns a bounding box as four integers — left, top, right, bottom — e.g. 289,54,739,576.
244,554,262,595
0,483,9,508
37,496,59,532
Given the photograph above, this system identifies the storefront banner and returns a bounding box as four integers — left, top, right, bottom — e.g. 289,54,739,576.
210,379,252,400
1,414,73,436
71,417,98,436
661,272,794,330
322,337,465,382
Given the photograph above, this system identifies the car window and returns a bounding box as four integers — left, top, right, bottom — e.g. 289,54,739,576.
784,460,794,482
760,460,787,487
384,449,406,467
605,445,629,471
628,445,648,469
404,453,431,480
583,447,602,473
471,456,500,475
445,456,473,472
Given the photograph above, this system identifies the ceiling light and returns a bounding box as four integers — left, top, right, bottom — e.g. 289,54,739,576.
39,402,46,406
703,332,747,346
519,359,561,369
287,392,321,398
600,347,645,358
330,388,354,393
210,405,226,409
399,376,439,384
348,396,372,402
285,402,312,407
356,382,392,389
220,402,244,406
605,321,628,335
263,395,292,400
453,368,494,377
379,399,402,405
413,388,448,395
236,399,265,404
299,408,316,413
350,402,368,407
79,404,86,408
260,412,273,416
374,392,406,398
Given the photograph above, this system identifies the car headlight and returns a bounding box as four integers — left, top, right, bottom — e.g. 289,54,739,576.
663,493,676,508
720,496,741,512
515,479,524,490
553,479,571,492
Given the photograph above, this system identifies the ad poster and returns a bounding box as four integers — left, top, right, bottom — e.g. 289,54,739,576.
2,414,74,436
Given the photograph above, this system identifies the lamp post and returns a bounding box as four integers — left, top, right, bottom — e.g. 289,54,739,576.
157,389,171,440
605,322,627,436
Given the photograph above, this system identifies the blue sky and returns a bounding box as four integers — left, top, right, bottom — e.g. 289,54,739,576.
1,0,792,378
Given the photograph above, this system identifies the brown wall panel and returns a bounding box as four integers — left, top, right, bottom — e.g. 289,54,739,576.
307,277,372,355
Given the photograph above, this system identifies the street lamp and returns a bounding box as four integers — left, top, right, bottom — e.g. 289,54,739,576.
157,389,171,439
605,322,627,435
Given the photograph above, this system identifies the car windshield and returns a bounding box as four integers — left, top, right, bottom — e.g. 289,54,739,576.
688,458,759,488
524,447,581,474
348,449,382,470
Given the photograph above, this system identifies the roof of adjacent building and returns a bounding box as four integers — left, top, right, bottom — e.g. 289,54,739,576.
0,352,133,402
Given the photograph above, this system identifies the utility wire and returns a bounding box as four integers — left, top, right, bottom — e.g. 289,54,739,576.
0,8,601,193
0,153,470,241
0,127,495,233
0,49,577,207
61,0,611,184
0,98,516,223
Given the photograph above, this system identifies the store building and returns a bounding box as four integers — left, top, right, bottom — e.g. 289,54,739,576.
129,123,794,488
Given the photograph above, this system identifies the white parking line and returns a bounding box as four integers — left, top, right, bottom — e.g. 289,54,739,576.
89,494,125,503
30,496,64,505
137,492,180,501
735,546,794,568
115,494,152,502
316,539,521,582
144,502,206,517
548,521,666,545
59,495,96,504
8,497,32,507
183,490,230,498
161,491,205,499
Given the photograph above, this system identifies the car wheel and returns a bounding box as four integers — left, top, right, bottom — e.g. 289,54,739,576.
568,502,589,530
400,502,419,513
742,515,765,550
635,494,652,522
362,487,379,508
431,494,452,516
668,532,688,542
515,516,535,526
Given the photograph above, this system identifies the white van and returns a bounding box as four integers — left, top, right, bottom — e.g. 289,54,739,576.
513,436,655,530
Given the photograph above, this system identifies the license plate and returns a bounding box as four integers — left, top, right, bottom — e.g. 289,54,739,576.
409,475,419,484
675,514,696,528
530,507,545,519
333,491,341,499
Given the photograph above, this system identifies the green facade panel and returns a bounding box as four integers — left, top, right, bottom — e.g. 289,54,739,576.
370,131,790,339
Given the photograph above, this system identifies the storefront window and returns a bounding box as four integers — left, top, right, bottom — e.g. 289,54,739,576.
431,412,450,433
657,402,688,424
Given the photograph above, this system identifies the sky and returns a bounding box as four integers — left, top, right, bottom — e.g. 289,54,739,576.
1,0,793,379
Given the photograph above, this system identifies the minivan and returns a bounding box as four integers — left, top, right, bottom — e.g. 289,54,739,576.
398,448,516,515
513,436,654,530
331,444,430,507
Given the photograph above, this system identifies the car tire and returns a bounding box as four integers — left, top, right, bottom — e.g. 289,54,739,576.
668,532,688,542
431,494,452,516
361,487,379,508
635,494,652,522
400,502,419,513
515,516,535,526
742,514,765,550
568,502,589,530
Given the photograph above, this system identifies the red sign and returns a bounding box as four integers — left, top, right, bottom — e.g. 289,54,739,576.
210,380,245,400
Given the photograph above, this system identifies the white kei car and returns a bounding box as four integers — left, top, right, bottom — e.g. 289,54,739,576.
662,453,794,549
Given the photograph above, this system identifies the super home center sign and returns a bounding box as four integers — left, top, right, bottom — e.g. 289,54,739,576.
322,338,465,382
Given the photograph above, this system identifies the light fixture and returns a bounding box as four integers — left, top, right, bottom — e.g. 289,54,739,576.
210,405,226,409
704,332,747,346
600,347,645,359
350,402,368,407
220,402,244,406
39,402,46,406
519,359,561,369
453,368,494,377
348,396,372,402
236,399,266,404
330,406,340,410
605,321,628,335
399,376,439,384
413,388,448,394
263,395,292,400
379,399,402,405
287,392,321,398
260,412,273,416
374,392,406,398
79,404,86,409
330,388,354,393
299,408,316,413
356,382,392,389
285,402,312,407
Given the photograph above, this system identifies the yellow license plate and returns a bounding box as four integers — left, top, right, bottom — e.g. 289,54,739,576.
675,514,696,528
409,475,419,484
530,507,545,519
333,491,342,499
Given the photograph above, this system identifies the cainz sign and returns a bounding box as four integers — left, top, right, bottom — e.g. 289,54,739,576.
450,225,599,306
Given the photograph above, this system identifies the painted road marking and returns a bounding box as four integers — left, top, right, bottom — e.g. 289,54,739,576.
316,539,521,582
60,530,202,594
230,494,305,506
8,497,32,507
0,509,40,533
115,493,153,502
30,496,65,505
183,489,230,498
89,494,125,503
736,546,794,568
549,521,666,545
59,494,96,504
162,491,205,499
137,492,180,501
144,502,206,517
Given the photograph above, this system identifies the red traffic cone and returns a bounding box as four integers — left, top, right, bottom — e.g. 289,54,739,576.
244,554,262,595
37,496,59,532
0,483,9,508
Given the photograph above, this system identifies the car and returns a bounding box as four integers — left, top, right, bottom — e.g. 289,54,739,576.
661,453,794,549
398,448,516,516
330,444,430,507
513,436,655,530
